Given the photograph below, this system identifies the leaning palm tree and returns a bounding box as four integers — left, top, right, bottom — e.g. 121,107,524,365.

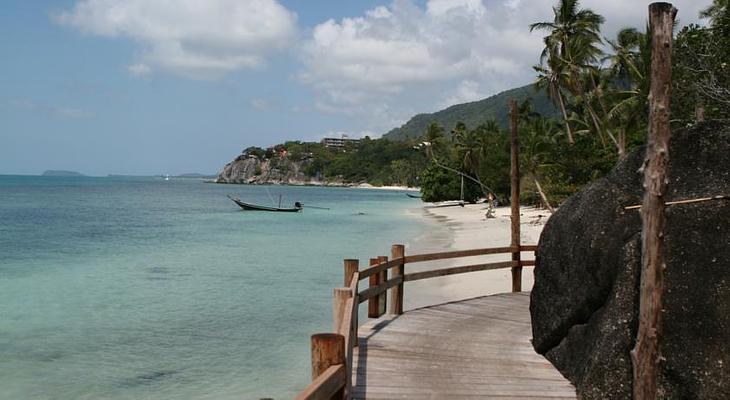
521,117,561,213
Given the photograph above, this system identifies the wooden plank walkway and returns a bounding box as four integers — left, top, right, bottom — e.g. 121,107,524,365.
352,292,576,399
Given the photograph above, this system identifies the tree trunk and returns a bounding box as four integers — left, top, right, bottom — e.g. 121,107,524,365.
631,3,676,400
557,91,574,144
618,127,627,161
509,100,522,292
532,174,555,213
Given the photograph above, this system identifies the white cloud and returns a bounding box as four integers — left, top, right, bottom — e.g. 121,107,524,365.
440,80,486,108
56,0,298,79
299,0,707,129
300,0,540,118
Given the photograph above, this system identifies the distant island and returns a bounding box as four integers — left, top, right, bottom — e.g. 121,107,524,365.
42,170,86,177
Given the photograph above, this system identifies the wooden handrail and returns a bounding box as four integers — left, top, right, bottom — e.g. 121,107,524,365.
358,276,403,303
294,364,346,400
358,246,538,279
403,246,516,263
358,258,401,279
403,261,517,282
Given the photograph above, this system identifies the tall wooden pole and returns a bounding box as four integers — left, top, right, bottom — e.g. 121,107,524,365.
343,259,359,348
389,244,405,315
631,3,676,399
509,100,522,292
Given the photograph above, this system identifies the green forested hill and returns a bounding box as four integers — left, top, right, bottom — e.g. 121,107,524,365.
383,83,558,140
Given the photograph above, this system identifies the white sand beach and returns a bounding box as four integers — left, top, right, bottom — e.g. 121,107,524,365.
403,203,552,310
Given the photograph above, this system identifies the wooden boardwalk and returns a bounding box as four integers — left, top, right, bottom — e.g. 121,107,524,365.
352,292,576,399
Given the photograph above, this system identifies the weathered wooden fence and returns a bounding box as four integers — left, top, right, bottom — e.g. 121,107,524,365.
294,243,537,400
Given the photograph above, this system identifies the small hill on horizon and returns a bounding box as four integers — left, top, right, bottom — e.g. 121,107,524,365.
41,170,86,177
383,83,558,141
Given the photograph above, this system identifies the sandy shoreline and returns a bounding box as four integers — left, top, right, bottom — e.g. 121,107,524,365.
401,203,551,310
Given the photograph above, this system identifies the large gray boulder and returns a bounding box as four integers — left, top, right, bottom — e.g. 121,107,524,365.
531,121,730,399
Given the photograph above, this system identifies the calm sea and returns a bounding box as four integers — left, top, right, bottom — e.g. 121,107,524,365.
0,176,433,399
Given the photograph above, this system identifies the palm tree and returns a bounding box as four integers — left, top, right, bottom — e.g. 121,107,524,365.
531,0,605,144
521,117,561,213
453,128,485,185
604,27,650,159
534,45,575,143
604,28,644,82
700,0,729,23
423,122,446,158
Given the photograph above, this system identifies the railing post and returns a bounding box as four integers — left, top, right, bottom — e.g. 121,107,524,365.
333,288,351,333
344,259,358,287
310,333,345,398
377,256,388,317
344,259,359,348
390,244,405,315
367,258,380,318
509,99,522,292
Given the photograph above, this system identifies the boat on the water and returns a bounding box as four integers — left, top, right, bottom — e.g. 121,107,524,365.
406,193,422,198
227,195,302,212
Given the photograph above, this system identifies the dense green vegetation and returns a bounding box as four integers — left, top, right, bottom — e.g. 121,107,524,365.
244,138,428,187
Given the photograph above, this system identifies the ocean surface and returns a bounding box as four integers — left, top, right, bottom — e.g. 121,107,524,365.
0,175,435,399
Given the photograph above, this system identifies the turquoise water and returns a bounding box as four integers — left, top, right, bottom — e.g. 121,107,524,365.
0,176,428,399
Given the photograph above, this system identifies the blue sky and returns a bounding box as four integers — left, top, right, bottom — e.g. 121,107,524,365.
0,0,707,176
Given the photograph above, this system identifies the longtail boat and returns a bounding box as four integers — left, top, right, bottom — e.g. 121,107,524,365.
227,195,302,212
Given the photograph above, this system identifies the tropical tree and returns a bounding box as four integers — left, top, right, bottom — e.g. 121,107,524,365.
423,122,446,158
531,0,605,144
603,27,650,158
521,117,562,212
534,55,575,143
700,0,729,23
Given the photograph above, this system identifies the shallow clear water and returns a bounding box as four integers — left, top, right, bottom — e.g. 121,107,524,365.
0,176,429,399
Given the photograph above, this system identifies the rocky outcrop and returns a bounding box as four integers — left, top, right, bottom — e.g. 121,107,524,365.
215,155,329,185
531,121,730,399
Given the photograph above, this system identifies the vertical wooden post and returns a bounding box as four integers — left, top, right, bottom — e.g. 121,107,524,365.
333,287,351,333
377,256,388,317
310,333,345,400
367,258,380,318
509,100,522,292
344,259,358,287
631,3,676,400
389,244,405,315
344,259,359,348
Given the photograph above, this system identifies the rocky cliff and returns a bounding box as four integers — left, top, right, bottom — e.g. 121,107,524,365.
215,154,330,185
530,121,730,399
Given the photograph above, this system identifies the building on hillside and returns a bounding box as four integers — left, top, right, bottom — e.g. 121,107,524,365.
321,136,360,149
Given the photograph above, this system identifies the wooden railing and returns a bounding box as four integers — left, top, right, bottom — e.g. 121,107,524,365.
294,243,537,400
